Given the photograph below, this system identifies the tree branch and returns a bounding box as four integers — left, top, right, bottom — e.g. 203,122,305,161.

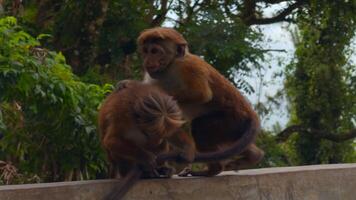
150,0,169,27
256,0,290,4
243,0,306,25
276,125,356,143
260,48,287,53
178,0,210,25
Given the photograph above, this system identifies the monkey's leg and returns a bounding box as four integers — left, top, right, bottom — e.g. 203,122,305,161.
107,152,120,178
108,162,119,178
178,112,229,177
225,144,264,171
117,159,135,177
179,144,263,176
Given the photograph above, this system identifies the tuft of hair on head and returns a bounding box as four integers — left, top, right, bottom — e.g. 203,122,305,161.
137,27,187,46
133,90,185,138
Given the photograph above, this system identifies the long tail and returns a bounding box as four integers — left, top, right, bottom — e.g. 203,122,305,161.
105,166,142,200
157,117,260,163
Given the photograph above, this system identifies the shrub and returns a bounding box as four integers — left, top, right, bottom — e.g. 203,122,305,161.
0,17,113,183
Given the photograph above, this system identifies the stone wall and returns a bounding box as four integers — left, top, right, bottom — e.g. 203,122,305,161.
1,164,355,200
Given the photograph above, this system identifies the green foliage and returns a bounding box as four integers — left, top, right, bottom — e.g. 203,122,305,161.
256,131,300,168
285,1,356,164
86,0,153,82
0,17,113,182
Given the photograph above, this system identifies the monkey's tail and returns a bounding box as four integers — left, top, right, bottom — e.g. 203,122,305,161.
157,117,260,163
133,90,185,136
194,117,260,162
106,166,142,200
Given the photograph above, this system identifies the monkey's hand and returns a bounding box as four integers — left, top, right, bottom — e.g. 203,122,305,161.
115,79,135,91
144,152,158,169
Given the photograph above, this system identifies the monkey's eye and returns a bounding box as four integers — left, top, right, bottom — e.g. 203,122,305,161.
142,47,148,54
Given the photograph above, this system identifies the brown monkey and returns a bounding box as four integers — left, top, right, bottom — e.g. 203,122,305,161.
135,27,264,176
98,81,195,199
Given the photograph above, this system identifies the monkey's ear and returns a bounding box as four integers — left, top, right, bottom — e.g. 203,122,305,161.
176,45,186,57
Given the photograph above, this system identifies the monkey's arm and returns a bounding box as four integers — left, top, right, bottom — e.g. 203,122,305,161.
104,136,157,167
175,66,212,104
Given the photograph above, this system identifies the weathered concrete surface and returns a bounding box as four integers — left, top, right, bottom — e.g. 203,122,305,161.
1,164,356,200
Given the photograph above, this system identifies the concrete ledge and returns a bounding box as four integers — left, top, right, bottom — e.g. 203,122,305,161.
1,164,356,200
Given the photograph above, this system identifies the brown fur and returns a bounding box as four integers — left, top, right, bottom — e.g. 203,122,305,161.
138,27,264,176
99,81,192,199
99,81,188,175
138,27,187,46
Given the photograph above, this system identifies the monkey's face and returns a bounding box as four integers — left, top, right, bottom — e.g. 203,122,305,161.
140,40,184,77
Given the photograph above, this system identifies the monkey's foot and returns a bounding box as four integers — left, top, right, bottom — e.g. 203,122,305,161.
177,167,193,177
